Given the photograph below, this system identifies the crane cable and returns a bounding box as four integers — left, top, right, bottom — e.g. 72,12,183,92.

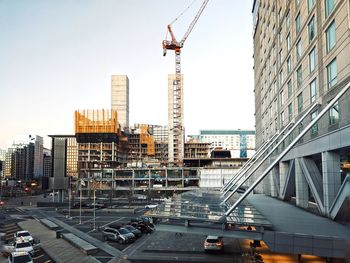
165,0,198,40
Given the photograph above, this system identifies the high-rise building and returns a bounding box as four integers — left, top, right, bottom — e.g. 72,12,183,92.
168,74,184,165
33,135,43,179
252,0,350,218
111,75,129,130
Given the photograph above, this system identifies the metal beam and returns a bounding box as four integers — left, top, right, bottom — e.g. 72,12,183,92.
221,103,319,205
221,124,292,197
225,80,350,217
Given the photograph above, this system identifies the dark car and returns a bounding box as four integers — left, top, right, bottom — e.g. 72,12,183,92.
123,225,142,238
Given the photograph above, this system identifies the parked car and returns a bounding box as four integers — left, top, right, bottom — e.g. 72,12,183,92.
2,241,35,257
13,231,33,244
204,236,224,252
8,251,33,263
102,227,135,244
123,225,142,238
128,221,154,234
88,202,107,209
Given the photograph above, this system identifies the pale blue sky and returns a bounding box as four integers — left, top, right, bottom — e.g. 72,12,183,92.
0,0,254,149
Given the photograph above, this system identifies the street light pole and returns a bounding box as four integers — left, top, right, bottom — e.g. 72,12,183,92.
79,180,82,224
93,189,96,230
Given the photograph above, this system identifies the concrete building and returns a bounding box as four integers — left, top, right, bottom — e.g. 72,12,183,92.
168,74,184,165
252,0,350,220
111,75,129,130
33,135,43,179
196,130,256,158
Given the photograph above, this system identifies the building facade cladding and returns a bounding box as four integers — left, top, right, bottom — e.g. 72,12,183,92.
254,0,350,147
168,74,184,164
253,0,350,219
198,130,256,158
111,75,129,130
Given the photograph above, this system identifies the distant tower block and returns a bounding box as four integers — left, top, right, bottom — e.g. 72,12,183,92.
168,74,184,165
111,75,129,129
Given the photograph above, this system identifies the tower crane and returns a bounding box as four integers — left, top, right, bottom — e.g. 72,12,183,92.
162,0,209,166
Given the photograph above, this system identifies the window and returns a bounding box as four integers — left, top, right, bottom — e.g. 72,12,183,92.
274,62,277,75
308,0,315,12
273,44,277,60
310,78,317,103
288,103,293,121
326,21,336,53
296,39,302,61
295,0,301,8
286,33,291,52
286,11,290,29
296,13,301,34
279,49,283,65
308,16,315,42
327,58,337,89
325,0,335,18
297,66,302,89
279,70,284,85
309,47,316,73
297,93,303,113
329,101,339,125
287,56,292,74
280,89,285,107
279,30,283,45
281,111,285,125
311,110,318,135
288,80,292,97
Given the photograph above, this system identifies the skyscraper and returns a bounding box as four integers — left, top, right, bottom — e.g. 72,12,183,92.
111,75,129,130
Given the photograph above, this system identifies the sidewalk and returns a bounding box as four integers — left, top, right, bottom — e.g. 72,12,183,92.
18,219,99,263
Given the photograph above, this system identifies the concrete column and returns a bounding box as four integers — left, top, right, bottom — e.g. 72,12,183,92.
295,158,309,208
322,151,341,215
279,161,289,198
271,165,279,197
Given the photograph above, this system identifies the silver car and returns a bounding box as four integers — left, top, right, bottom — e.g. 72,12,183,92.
102,227,135,244
204,236,224,252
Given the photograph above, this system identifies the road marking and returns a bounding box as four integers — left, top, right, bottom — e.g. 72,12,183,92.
126,234,152,256
101,217,125,228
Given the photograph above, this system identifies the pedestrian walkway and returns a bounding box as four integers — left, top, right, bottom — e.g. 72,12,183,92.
18,219,99,263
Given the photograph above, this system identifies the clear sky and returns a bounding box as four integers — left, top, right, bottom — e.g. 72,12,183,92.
0,0,254,149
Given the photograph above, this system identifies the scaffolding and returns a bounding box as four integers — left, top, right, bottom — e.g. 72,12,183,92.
140,124,155,156
75,109,118,134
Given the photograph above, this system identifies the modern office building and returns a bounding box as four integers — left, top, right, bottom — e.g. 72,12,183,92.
111,75,129,130
33,135,43,179
252,0,350,220
43,148,51,178
196,130,256,158
168,74,185,165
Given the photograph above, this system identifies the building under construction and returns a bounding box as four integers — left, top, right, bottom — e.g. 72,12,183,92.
75,109,128,178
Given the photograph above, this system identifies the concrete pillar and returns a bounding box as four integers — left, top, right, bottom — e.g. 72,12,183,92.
322,151,341,215
279,161,289,198
295,158,309,208
271,165,279,197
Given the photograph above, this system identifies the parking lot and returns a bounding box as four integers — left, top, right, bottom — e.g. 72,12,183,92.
0,214,54,263
50,205,248,263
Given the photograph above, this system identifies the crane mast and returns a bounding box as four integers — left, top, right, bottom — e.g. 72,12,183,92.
163,0,209,166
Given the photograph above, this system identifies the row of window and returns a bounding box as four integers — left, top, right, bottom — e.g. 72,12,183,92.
259,0,336,92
